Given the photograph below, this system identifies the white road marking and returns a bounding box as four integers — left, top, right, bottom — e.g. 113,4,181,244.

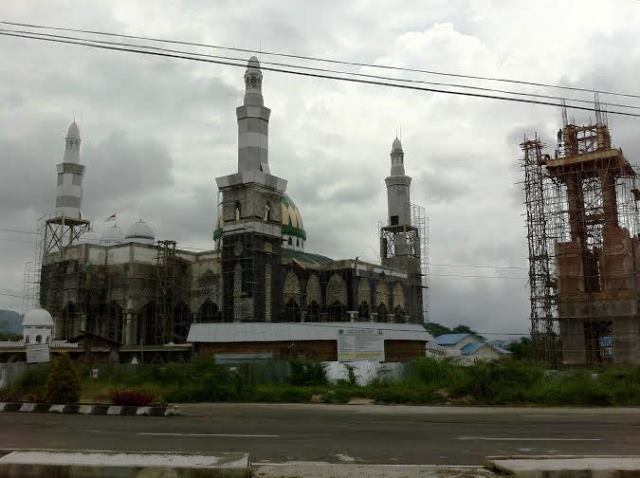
138,432,279,438
458,436,602,441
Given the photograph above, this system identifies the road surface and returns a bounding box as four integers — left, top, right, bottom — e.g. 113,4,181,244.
1,404,638,465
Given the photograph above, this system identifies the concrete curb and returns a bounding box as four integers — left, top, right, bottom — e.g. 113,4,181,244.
0,402,180,417
0,449,250,478
487,455,640,477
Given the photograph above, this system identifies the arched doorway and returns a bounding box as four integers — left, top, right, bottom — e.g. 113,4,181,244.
198,299,220,323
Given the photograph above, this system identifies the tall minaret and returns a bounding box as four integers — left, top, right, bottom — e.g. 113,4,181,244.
237,56,271,174
385,137,412,227
55,121,85,219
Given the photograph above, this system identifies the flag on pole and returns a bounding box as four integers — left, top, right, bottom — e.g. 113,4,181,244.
104,214,116,222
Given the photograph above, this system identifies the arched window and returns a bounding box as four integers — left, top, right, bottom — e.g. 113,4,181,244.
35,335,42,344
287,237,293,246
24,335,30,344
264,203,271,221
234,202,241,221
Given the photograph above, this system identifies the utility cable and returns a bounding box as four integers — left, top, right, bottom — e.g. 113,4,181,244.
2,30,640,118
3,19,640,100
4,26,640,112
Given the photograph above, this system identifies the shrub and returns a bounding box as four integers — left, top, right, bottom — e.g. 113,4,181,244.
46,354,81,404
289,360,327,386
110,389,154,406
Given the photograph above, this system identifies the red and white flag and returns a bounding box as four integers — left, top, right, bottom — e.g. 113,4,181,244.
104,214,116,222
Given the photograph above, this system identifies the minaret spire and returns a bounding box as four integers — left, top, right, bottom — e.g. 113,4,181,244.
55,121,85,218
237,56,271,174
385,137,412,227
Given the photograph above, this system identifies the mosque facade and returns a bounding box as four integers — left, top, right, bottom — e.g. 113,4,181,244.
37,57,430,363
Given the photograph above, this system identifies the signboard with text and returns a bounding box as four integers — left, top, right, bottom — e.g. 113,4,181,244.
337,328,385,362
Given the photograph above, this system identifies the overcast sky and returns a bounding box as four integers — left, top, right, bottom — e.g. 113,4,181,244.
2,0,640,337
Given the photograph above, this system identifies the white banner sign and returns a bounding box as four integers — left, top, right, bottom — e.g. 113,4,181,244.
26,344,51,363
337,328,385,362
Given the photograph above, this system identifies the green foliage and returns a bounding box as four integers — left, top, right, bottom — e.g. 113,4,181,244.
52,356,640,407
508,337,534,361
46,354,81,404
289,360,327,386
0,363,49,402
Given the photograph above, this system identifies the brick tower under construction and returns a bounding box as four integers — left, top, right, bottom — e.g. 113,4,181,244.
522,106,640,365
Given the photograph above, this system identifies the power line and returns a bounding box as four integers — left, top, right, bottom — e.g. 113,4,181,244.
430,262,528,271
3,19,640,100
0,227,37,235
4,26,640,112
3,29,640,118
0,238,36,245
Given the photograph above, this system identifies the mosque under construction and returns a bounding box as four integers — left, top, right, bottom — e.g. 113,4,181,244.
20,57,431,363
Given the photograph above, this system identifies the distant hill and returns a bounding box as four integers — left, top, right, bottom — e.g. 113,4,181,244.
0,309,22,334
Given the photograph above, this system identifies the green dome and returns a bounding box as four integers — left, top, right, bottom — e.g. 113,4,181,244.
213,193,306,242
281,194,306,240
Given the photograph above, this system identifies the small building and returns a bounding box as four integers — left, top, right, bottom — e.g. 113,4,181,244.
434,333,510,362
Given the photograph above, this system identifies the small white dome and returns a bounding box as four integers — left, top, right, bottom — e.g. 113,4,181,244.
79,230,100,245
67,121,80,139
22,308,53,328
125,219,155,245
101,224,125,244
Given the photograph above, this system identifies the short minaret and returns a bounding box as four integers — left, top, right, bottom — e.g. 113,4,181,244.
237,56,271,174
385,137,412,227
55,121,85,219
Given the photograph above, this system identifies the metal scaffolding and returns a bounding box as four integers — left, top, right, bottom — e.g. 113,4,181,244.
522,109,640,365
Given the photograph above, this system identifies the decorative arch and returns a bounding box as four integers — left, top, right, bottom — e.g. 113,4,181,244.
326,274,346,306
375,281,389,307
283,272,301,305
393,283,405,309
306,274,321,305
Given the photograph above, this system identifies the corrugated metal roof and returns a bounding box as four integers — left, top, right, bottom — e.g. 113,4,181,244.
188,322,434,343
281,249,334,266
435,333,472,346
460,342,485,355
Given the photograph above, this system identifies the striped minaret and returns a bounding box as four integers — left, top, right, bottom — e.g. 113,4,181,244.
55,121,85,219
386,137,412,227
236,56,271,174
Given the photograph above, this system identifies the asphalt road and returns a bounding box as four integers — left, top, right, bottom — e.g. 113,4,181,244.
1,404,639,465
